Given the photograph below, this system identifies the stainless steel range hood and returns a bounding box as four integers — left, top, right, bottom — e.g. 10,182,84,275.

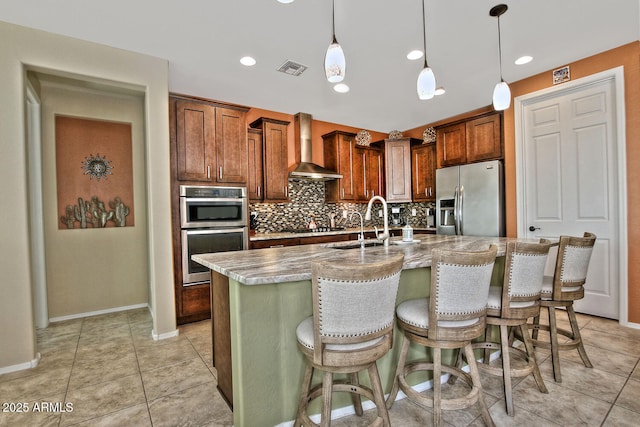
289,113,342,180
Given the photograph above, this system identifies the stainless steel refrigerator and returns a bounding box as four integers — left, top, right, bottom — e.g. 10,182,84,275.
435,160,505,236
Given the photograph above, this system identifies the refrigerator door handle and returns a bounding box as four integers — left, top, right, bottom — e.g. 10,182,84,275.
453,186,459,235
458,185,464,235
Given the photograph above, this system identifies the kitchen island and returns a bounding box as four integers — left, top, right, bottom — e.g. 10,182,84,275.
193,235,519,427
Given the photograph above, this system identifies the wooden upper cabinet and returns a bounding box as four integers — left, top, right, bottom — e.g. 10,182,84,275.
357,146,384,201
465,113,502,163
172,96,248,183
436,112,502,168
412,143,435,201
215,107,248,184
383,138,414,203
323,131,357,202
436,122,466,168
249,117,290,202
247,128,263,201
175,99,217,181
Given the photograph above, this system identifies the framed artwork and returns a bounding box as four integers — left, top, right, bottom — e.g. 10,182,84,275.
55,115,135,229
552,66,570,85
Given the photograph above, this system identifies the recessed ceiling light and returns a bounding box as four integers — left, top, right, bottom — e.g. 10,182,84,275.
240,56,256,66
277,0,295,3
515,55,533,65
434,86,446,96
406,50,424,60
333,83,350,93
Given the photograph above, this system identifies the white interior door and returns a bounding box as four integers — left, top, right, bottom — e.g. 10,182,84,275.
517,71,624,320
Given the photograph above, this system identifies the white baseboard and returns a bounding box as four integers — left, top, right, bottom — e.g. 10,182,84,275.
48,303,149,323
0,352,41,375
152,328,179,341
621,320,640,330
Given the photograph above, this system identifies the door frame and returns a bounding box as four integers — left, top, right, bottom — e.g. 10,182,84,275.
514,66,629,326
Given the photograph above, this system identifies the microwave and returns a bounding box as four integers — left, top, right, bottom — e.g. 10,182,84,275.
179,185,247,229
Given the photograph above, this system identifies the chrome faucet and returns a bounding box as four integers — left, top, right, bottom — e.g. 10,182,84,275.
349,211,365,249
365,195,390,246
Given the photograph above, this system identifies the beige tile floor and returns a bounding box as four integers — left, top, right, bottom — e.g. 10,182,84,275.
1,307,639,426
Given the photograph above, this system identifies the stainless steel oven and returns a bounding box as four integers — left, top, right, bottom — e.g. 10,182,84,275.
179,185,248,285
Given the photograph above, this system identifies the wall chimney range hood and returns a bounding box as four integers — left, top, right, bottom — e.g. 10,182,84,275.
289,113,342,180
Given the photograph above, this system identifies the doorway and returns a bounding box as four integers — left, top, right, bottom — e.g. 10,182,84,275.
27,70,150,324
515,67,627,321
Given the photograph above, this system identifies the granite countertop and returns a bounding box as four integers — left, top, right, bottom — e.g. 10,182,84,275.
250,226,436,241
193,234,524,286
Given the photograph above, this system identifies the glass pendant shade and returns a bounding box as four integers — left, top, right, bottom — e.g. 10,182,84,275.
492,80,511,110
417,66,436,100
324,38,345,83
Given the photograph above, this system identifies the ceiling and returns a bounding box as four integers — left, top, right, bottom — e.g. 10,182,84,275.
2,0,639,132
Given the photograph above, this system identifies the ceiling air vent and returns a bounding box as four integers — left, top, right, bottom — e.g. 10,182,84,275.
277,60,308,76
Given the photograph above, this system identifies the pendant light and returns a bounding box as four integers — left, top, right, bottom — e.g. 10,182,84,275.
417,0,436,100
490,4,511,110
325,0,345,83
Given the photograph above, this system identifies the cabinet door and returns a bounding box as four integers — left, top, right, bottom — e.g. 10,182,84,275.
384,139,412,202
247,129,263,201
412,144,435,201
465,113,502,163
364,147,384,200
263,120,289,201
354,147,367,201
215,107,247,184
436,122,466,168
337,134,356,200
175,100,216,181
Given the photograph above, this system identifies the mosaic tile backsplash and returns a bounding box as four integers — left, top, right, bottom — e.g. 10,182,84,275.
250,179,434,233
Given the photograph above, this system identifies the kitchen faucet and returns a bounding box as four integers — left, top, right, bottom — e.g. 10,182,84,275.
365,195,390,246
349,211,365,249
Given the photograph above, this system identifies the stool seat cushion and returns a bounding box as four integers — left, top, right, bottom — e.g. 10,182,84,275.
296,317,383,351
396,298,479,329
540,275,582,299
486,286,536,310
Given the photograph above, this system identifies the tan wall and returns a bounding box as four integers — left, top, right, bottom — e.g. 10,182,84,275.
505,42,640,323
0,21,174,370
39,80,149,317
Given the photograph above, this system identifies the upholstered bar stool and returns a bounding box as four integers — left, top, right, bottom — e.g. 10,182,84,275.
528,232,596,383
470,240,551,416
294,254,404,427
386,245,497,427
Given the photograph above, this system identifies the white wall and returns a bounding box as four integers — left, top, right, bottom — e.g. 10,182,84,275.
0,20,176,371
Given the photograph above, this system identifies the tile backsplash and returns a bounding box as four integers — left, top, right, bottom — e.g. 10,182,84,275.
249,179,433,233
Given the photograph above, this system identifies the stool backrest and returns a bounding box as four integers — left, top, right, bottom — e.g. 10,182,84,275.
311,254,404,365
500,240,552,319
429,245,497,341
550,232,596,301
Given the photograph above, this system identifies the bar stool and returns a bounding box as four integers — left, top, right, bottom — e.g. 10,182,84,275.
386,245,497,427
294,254,404,427
471,240,551,416
528,232,596,383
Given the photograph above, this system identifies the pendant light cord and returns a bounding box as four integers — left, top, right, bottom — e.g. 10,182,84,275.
497,15,504,82
422,0,429,68
332,0,337,43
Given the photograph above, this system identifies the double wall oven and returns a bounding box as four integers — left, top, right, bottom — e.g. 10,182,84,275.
180,185,248,286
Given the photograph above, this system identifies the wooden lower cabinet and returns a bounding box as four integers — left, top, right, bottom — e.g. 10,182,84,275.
211,271,233,408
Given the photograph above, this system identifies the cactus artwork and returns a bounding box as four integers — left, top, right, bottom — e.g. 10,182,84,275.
109,197,130,227
60,196,130,229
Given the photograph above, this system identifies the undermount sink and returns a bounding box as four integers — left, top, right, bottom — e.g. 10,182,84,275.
324,240,383,250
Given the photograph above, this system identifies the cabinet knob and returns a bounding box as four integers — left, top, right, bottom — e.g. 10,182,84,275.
219,167,223,180
207,165,211,180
